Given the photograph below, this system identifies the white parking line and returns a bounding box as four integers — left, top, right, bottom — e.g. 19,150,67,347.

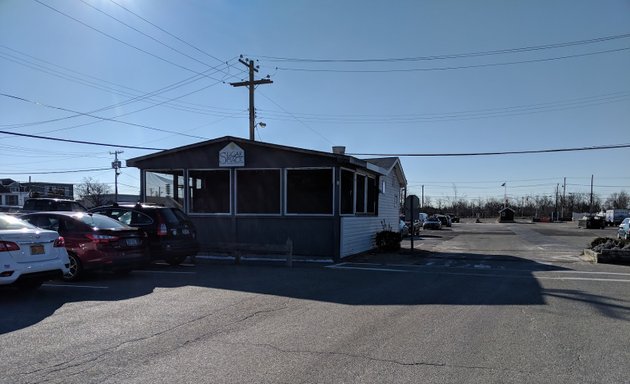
43,284,108,289
134,270,196,275
326,264,630,283
537,276,630,283
326,265,410,273
551,270,630,277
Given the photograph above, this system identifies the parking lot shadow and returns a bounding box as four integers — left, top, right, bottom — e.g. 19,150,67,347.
0,252,580,334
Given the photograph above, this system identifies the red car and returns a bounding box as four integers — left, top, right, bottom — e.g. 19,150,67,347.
21,212,149,281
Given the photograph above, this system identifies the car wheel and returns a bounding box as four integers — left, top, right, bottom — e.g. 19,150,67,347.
63,253,82,281
166,255,187,266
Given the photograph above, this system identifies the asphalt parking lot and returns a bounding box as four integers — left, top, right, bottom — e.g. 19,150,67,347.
349,219,621,266
2,220,629,384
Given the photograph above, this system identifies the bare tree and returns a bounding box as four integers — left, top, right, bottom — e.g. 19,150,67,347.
604,191,630,209
76,177,111,207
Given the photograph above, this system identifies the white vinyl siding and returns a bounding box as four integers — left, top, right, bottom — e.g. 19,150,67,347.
340,171,402,257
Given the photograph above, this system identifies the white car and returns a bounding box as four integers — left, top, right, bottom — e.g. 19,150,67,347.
0,213,70,290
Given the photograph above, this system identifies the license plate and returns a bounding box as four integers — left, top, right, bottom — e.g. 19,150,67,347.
31,244,45,255
182,229,190,235
126,238,141,247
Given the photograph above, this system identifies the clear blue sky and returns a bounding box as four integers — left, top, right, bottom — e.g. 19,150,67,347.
1,0,629,205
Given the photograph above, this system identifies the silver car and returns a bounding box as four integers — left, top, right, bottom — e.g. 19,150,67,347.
618,218,630,240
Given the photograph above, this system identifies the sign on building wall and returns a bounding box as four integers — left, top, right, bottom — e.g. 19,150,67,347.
219,142,245,167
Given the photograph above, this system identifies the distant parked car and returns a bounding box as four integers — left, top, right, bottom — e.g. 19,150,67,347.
0,213,70,290
399,219,410,237
446,213,460,223
22,198,87,213
618,218,630,240
422,216,442,230
435,214,452,227
21,212,149,281
89,203,199,265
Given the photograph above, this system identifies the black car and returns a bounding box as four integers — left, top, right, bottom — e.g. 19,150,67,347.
90,203,199,265
22,198,87,213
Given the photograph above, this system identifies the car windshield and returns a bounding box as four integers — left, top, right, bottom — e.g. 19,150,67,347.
0,214,37,230
159,208,188,224
76,213,130,229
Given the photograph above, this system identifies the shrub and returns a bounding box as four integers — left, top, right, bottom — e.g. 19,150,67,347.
375,230,402,252
589,237,630,252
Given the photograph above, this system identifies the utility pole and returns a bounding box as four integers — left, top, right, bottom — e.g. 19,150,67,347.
230,56,273,141
110,150,123,202
421,185,424,208
589,174,594,214
561,177,566,220
555,183,559,222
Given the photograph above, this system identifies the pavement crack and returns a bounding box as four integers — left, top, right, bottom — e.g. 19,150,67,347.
19,298,289,381
216,340,531,373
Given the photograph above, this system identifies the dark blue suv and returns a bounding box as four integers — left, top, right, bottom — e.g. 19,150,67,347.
90,203,199,265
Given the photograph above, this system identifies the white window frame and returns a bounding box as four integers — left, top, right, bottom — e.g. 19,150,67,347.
284,167,335,216
355,172,368,214
143,169,186,208
187,168,232,216
235,168,283,216
339,167,356,216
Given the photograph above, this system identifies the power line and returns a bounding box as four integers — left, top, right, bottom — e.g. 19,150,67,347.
33,0,227,81
1,167,113,175
0,92,208,140
255,32,630,62
0,130,165,151
258,92,334,145
350,143,630,157
0,46,243,125
270,46,630,73
77,0,233,77
256,91,630,124
108,0,227,65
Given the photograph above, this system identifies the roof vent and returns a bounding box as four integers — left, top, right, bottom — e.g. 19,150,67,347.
332,146,346,155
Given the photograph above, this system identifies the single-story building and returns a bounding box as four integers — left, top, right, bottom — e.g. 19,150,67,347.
499,207,515,222
126,136,407,260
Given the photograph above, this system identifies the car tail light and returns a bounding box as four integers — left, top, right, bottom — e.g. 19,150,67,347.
53,237,65,247
155,213,168,236
86,234,119,243
0,241,20,252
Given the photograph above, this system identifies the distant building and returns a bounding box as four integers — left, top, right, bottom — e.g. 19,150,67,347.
499,207,515,222
0,179,74,210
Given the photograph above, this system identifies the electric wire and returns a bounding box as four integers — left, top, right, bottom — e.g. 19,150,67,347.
77,0,233,78
256,92,630,124
349,143,630,157
0,47,244,123
0,130,165,151
33,0,227,81
270,46,630,73
0,92,209,140
255,32,630,63
108,0,227,66
1,168,113,175
258,92,335,145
